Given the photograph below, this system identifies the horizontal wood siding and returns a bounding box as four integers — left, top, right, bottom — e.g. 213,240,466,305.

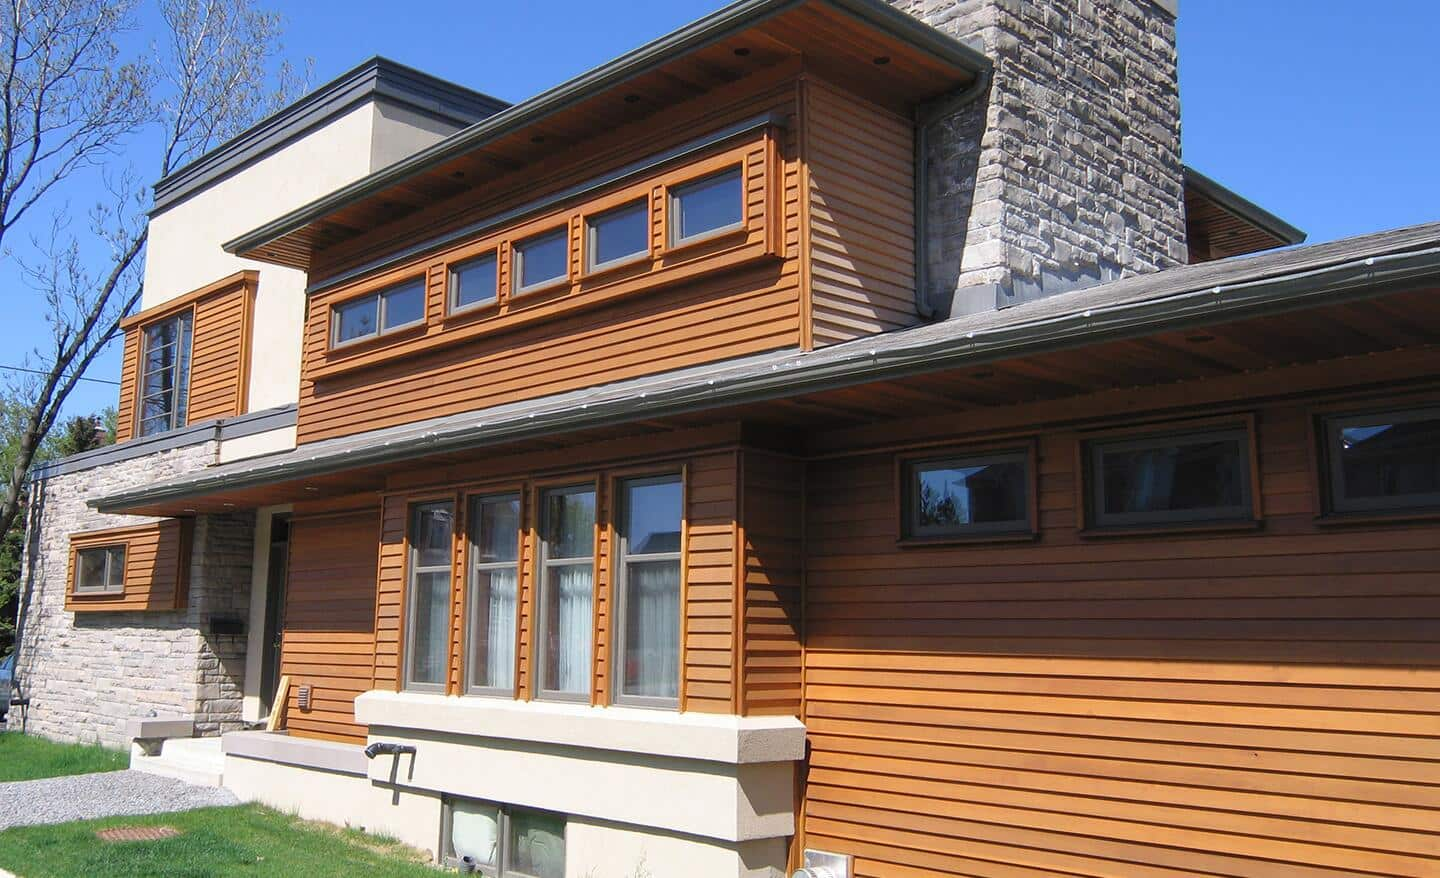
801,398,1440,876
804,78,917,346
740,450,804,716
282,505,381,743
683,451,740,713
374,495,407,692
114,332,141,443
65,520,191,612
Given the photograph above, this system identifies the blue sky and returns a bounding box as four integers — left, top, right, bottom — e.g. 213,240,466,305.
7,0,1439,419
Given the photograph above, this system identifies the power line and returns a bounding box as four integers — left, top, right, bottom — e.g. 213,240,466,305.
0,364,121,387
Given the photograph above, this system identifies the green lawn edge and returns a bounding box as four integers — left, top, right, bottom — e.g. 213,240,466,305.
0,731,129,782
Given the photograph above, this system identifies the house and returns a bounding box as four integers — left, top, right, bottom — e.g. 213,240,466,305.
13,0,1440,875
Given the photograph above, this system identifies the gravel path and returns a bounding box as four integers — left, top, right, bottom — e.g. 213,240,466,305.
0,770,237,831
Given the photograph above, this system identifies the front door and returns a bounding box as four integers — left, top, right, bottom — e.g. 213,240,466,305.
259,515,290,718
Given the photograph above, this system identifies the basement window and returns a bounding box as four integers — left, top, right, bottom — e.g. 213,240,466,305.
1085,425,1253,529
443,798,566,878
902,451,1032,539
75,545,126,594
1322,406,1440,514
331,277,426,347
669,166,743,246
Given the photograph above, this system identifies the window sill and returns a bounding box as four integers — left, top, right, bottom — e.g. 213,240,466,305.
896,530,1038,548
325,320,427,359
1315,508,1440,527
353,690,805,765
1078,518,1263,539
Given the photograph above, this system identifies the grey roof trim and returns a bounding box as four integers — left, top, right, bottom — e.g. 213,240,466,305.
1185,166,1307,247
33,405,297,481
92,221,1440,513
151,58,509,215
307,112,787,295
223,0,990,258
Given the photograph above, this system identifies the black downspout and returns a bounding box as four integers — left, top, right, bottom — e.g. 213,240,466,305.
913,68,992,320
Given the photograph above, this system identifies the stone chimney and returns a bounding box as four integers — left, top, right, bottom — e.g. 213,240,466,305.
892,0,1187,315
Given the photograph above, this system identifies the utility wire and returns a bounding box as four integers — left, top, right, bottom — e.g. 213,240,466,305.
0,364,121,387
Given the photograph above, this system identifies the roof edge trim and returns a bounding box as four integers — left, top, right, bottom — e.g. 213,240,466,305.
1185,166,1307,248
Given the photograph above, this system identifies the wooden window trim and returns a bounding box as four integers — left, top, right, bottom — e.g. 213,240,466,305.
666,165,747,251
448,250,501,318
894,441,1039,546
402,498,458,694
1314,403,1440,519
460,486,526,698
531,478,601,704
65,521,191,612
134,307,195,438
583,197,652,276
510,224,574,298
310,133,778,382
73,544,126,595
329,274,429,351
1076,414,1261,535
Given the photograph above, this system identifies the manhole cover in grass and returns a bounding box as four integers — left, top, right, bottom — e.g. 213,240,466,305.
96,826,182,842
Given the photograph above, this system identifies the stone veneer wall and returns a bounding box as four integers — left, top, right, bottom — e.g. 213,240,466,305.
890,0,1187,313
14,440,255,748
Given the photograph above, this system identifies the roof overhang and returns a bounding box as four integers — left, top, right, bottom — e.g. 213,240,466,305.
222,0,990,270
93,221,1440,516
1185,166,1307,262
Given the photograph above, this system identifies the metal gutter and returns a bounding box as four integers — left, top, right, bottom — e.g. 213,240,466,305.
90,241,1440,513
223,0,990,259
307,113,787,295
1185,166,1307,247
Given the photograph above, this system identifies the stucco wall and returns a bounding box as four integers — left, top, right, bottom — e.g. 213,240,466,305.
15,443,256,748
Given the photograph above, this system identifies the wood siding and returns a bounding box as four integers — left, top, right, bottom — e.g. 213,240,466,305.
65,520,191,612
739,449,805,716
115,271,257,443
803,78,917,345
281,504,381,743
800,394,1440,877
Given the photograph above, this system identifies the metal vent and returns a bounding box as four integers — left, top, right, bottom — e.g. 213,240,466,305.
297,684,312,711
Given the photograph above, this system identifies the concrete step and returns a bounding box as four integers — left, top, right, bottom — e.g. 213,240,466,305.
130,737,225,787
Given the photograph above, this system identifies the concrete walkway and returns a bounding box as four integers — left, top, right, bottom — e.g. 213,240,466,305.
0,769,236,832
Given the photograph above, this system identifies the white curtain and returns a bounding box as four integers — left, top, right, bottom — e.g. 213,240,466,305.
553,565,593,694
481,569,517,689
628,561,680,698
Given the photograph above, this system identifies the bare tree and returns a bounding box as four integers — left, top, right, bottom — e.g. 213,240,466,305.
1,0,304,604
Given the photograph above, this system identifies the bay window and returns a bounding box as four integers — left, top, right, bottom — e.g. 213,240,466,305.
536,485,596,700
405,501,454,692
466,493,521,695
614,474,682,706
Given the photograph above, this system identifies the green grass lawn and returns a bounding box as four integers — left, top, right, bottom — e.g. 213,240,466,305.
0,731,129,782
0,804,440,877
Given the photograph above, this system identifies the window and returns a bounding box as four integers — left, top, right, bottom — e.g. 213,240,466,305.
1086,426,1253,528
586,200,649,272
75,545,126,594
513,229,569,294
466,493,521,695
902,451,1031,539
614,475,682,706
451,253,498,313
536,485,595,700
137,311,193,437
332,277,426,347
669,166,743,246
443,798,565,878
1322,407,1440,514
405,502,454,692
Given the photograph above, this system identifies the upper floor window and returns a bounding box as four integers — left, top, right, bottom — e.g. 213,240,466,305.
405,501,454,692
1085,425,1253,529
137,311,193,437
536,485,595,700
451,252,499,313
585,200,649,272
333,277,426,347
902,450,1031,540
513,228,569,294
466,492,521,695
669,166,743,246
1322,406,1440,514
614,474,682,707
75,545,125,595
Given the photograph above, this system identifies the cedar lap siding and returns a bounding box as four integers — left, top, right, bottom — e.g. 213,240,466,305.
66,520,192,613
115,271,257,443
295,66,915,445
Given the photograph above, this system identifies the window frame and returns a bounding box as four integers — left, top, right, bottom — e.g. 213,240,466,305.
440,796,567,878
1320,405,1440,515
583,197,651,275
448,250,500,316
612,472,684,710
898,447,1036,542
463,490,524,697
511,226,571,297
533,482,598,703
667,164,746,249
73,544,126,595
1083,423,1256,531
329,276,428,350
136,309,195,438
403,500,455,694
